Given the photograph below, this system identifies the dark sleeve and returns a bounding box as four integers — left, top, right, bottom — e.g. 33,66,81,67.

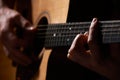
2,0,16,9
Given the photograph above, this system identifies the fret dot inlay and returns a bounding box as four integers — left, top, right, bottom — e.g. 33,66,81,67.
53,33,56,37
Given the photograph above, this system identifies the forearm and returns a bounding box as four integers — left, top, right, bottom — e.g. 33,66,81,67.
0,0,16,9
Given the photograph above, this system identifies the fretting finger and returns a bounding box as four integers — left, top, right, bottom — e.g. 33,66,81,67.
88,18,103,64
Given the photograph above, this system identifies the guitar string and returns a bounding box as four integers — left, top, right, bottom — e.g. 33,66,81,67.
36,30,120,41
36,25,120,37
36,19,120,28
33,21,120,39
36,25,120,31
35,21,120,46
36,23,120,31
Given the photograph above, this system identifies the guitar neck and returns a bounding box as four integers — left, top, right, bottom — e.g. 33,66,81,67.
36,20,120,48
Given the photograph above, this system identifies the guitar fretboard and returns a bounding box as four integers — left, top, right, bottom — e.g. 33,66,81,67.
36,20,120,48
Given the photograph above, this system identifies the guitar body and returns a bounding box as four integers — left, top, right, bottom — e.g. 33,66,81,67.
31,0,70,80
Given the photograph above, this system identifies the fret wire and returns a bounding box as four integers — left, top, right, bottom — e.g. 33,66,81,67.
36,20,120,27
37,22,90,27
36,31,120,36
35,20,120,47
37,23,120,28
37,25,120,32
36,29,120,35
37,29,120,33
36,33,120,39
37,25,120,31
36,30,120,36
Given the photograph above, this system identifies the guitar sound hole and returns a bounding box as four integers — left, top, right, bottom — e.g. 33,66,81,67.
34,17,48,55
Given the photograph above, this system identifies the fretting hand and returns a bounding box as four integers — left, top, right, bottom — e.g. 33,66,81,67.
67,18,120,80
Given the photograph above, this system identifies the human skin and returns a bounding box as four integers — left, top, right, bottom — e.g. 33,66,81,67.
67,18,120,80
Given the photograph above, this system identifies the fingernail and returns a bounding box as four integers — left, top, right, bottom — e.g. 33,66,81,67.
92,18,97,22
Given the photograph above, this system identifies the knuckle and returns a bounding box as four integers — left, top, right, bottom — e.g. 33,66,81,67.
0,28,7,38
90,25,95,31
87,38,94,46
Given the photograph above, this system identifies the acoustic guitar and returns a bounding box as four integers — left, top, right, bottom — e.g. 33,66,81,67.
16,0,120,80
31,0,120,80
